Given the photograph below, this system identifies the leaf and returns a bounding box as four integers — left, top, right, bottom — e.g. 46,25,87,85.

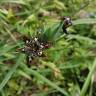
0,54,24,91
72,18,96,25
17,70,32,80
54,0,66,10
22,65,69,96
7,8,14,19
0,0,26,5
80,58,96,96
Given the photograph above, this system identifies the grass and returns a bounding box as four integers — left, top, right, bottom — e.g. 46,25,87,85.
0,0,96,96
22,64,69,96
0,54,24,91
80,58,96,96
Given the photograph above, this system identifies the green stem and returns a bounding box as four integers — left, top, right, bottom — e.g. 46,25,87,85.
80,58,96,96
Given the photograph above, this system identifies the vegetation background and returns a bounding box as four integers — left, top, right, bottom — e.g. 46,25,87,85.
0,0,96,96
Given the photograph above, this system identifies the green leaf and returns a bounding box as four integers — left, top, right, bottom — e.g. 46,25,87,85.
80,58,96,96
72,18,96,25
0,0,26,5
0,54,24,91
22,65,69,96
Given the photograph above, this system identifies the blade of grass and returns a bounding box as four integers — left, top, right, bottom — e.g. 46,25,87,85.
56,34,96,43
0,54,24,91
72,18,96,25
0,43,21,57
0,90,5,96
67,34,96,43
47,18,96,26
80,58,96,96
22,64,69,96
0,0,26,5
4,27,21,47
17,69,32,80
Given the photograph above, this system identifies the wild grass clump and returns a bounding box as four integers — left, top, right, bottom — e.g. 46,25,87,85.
0,0,96,96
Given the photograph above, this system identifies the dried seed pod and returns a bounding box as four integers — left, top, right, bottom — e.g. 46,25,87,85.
26,56,33,67
62,17,72,34
20,34,52,67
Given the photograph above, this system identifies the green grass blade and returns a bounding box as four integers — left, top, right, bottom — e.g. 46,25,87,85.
72,18,96,25
56,34,96,43
67,34,96,43
80,58,96,96
0,54,23,91
23,66,69,96
0,0,26,5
